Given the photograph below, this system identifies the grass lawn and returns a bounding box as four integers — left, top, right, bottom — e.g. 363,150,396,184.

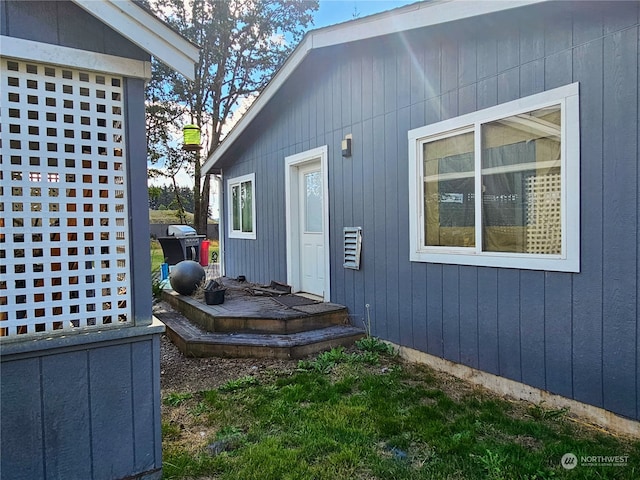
161,341,639,479
151,239,165,273
149,209,196,224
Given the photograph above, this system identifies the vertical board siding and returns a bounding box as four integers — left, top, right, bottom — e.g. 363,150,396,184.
222,3,639,420
497,29,520,73
0,359,44,480
497,68,520,104
458,266,479,368
519,271,546,391
4,0,147,59
442,265,461,363
361,116,376,329
601,25,639,419
0,0,7,35
57,1,106,54
397,107,413,348
544,9,573,55
476,268,499,376
351,119,366,325
42,351,93,479
384,110,400,343
5,0,58,44
571,37,605,409
373,113,388,338
426,265,444,357
331,127,346,304
411,263,428,352
497,270,521,382
520,25,545,64
0,338,161,479
637,5,640,422
519,58,545,97
544,273,574,399
90,344,136,479
132,339,158,472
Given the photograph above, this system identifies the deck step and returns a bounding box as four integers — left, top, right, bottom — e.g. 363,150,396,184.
156,308,365,359
162,289,350,334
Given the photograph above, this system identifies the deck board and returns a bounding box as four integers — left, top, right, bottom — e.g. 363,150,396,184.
156,280,365,358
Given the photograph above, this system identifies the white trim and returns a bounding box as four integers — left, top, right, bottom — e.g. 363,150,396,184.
0,36,151,79
202,0,547,174
285,146,330,301
214,174,226,277
408,83,580,272
227,173,256,240
71,0,199,81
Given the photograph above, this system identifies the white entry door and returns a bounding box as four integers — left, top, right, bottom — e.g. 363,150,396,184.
298,163,324,296
285,146,330,300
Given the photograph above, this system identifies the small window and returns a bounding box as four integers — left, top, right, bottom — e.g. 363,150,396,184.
408,83,580,272
227,173,256,239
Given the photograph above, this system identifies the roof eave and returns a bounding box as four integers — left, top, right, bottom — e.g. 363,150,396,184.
203,0,548,174
71,0,200,81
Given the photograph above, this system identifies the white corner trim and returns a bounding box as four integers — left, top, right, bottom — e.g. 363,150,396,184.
71,0,199,81
0,35,152,79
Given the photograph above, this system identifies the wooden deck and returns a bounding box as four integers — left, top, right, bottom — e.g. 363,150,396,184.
156,278,365,359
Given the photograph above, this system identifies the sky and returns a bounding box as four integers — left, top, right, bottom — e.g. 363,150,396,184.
313,0,415,28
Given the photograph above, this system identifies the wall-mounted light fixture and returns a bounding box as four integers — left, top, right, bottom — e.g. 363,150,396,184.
341,133,352,158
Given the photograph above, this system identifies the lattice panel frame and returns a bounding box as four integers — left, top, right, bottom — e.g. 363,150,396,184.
526,172,562,255
0,59,131,338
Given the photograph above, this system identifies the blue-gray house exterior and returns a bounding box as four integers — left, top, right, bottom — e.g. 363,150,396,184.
206,0,639,425
0,1,198,479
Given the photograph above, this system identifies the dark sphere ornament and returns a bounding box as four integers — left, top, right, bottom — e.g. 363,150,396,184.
169,260,206,295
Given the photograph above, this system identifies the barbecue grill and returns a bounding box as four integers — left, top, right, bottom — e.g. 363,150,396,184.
158,225,206,265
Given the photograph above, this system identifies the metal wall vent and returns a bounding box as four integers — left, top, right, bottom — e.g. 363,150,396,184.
343,227,362,270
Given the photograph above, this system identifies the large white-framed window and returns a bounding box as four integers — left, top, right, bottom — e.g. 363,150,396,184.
227,173,256,239
408,83,580,272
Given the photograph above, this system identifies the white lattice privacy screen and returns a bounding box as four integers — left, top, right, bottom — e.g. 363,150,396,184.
526,172,562,255
0,59,132,338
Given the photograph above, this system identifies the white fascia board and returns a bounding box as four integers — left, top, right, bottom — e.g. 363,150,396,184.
0,35,151,78
203,0,548,174
72,0,199,81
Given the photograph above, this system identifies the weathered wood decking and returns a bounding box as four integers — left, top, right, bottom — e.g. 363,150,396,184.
156,279,365,359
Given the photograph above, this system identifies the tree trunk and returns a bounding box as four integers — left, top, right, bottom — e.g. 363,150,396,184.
192,146,211,236
193,150,203,233
196,174,211,235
